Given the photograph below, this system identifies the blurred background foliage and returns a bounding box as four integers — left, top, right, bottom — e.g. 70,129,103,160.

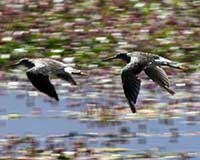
0,0,199,70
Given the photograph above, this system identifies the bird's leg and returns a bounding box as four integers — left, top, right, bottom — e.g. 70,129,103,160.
72,70,87,76
165,62,189,71
154,57,189,70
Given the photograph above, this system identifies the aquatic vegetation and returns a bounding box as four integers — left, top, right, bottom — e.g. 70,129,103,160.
0,0,199,70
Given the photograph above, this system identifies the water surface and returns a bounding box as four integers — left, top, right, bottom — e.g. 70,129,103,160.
0,70,199,159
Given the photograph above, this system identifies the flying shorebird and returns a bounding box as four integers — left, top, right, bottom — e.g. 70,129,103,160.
12,58,85,101
103,51,188,113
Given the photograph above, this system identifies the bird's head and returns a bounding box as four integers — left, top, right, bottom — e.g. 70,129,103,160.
12,58,34,68
103,53,131,63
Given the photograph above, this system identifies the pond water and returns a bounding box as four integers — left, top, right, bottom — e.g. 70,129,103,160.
0,69,199,159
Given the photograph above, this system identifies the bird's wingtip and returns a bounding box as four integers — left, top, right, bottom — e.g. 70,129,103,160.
72,82,77,85
129,103,137,113
164,86,175,95
131,109,136,113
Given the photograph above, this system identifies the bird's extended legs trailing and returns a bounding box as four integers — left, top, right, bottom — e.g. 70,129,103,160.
154,57,189,71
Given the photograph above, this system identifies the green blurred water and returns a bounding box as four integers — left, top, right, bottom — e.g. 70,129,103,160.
0,0,199,70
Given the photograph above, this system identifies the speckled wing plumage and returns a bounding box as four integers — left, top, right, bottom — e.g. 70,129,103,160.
121,67,141,113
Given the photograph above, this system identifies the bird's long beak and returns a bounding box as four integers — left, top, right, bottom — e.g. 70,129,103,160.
102,56,117,62
10,62,20,68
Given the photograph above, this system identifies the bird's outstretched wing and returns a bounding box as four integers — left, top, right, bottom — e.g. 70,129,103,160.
26,69,59,101
121,68,141,113
144,66,175,95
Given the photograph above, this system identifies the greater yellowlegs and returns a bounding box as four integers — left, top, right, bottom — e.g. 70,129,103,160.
103,51,188,113
12,58,85,101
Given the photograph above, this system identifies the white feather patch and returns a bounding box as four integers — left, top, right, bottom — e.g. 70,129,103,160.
64,67,75,73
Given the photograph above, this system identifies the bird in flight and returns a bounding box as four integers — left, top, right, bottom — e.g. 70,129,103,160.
12,58,85,101
103,51,188,113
